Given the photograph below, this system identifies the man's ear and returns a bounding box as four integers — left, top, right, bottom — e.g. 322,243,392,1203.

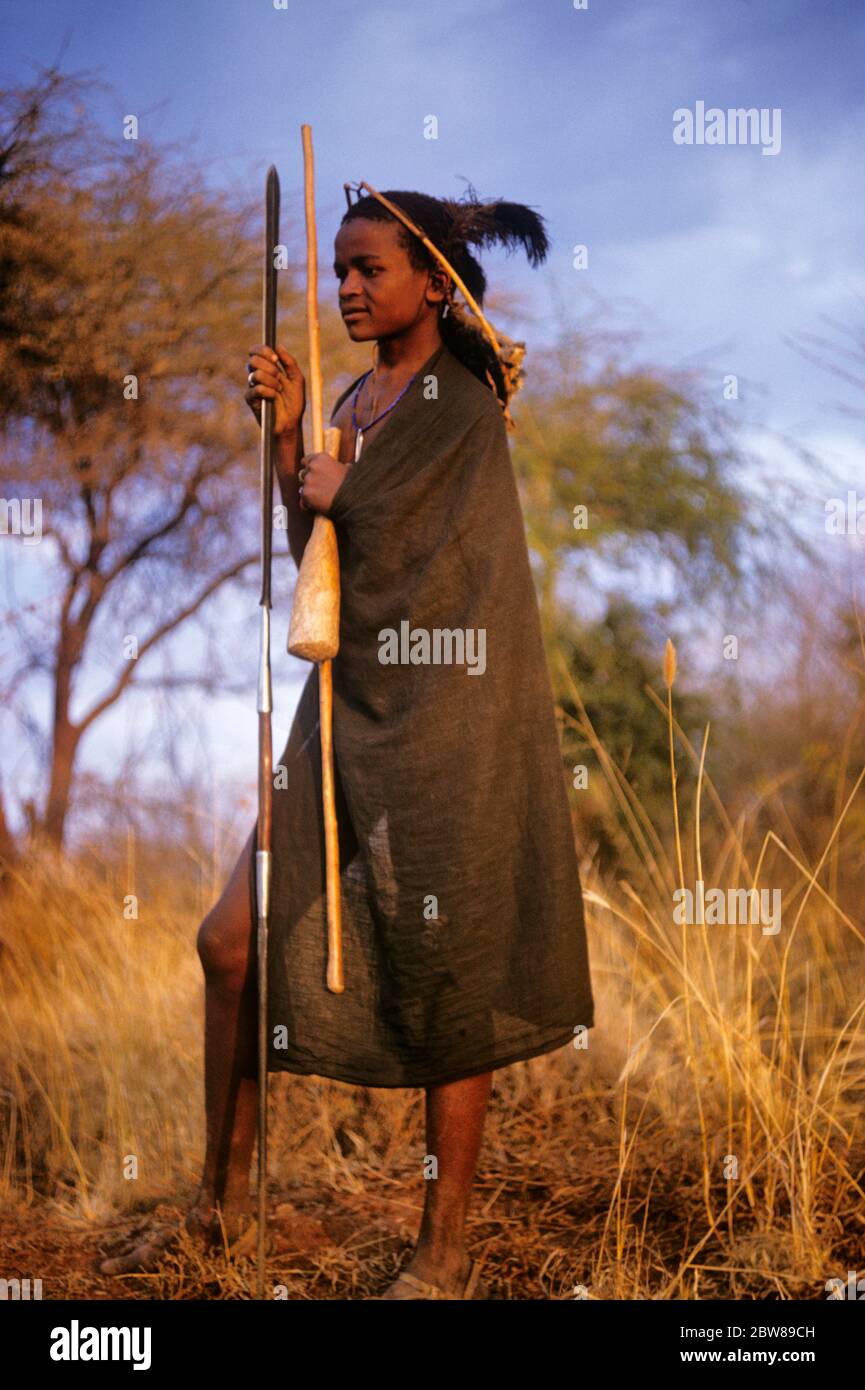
426,268,450,306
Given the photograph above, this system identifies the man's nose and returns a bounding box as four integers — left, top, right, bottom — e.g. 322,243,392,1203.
339,270,364,299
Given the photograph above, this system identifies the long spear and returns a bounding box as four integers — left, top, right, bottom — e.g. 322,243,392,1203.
255,163,280,1300
288,124,344,995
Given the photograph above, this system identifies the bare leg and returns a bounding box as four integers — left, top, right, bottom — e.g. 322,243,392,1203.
380,1070,493,1298
100,828,259,1274
195,826,258,1230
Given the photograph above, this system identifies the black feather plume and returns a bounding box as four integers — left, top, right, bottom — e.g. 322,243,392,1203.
442,190,550,268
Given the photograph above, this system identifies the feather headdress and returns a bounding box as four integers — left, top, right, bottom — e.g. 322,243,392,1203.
343,179,549,429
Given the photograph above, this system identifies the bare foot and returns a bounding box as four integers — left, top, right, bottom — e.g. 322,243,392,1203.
378,1250,487,1300
99,1206,207,1276
99,1199,255,1275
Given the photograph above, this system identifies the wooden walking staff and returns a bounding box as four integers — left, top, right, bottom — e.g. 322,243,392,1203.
288,124,344,993
255,163,280,1299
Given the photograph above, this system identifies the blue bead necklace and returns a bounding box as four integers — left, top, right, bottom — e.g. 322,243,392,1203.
351,367,417,462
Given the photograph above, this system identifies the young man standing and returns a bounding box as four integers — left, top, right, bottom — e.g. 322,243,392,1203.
101,187,594,1300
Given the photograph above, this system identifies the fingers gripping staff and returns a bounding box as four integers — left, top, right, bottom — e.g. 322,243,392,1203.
288,125,344,995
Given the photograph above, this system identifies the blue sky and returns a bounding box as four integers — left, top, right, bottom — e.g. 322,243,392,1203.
5,0,862,429
2,0,864,841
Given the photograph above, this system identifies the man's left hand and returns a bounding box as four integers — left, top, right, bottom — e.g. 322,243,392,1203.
297,452,351,515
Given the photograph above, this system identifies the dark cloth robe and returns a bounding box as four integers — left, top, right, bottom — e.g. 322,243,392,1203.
250,342,594,1087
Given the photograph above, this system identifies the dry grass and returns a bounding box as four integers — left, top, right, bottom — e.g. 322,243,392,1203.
1,662,863,1300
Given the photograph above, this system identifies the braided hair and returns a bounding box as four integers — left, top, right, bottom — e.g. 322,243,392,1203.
340,188,549,408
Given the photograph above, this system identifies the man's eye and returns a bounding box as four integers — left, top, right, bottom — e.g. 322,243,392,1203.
363,266,381,277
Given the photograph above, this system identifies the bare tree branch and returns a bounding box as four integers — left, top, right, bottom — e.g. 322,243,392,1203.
76,555,256,734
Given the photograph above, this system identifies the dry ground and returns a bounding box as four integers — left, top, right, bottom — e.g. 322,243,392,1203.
3,1060,863,1300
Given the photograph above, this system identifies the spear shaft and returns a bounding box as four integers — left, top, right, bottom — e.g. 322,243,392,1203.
255,163,280,1301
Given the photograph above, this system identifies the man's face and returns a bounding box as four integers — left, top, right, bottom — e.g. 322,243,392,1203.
333,218,443,342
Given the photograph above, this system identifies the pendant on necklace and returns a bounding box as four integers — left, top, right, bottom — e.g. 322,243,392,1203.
354,429,364,462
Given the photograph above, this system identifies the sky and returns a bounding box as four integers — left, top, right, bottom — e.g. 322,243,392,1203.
2,0,864,843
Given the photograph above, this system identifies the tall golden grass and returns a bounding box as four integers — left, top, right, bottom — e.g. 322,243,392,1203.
1,648,863,1298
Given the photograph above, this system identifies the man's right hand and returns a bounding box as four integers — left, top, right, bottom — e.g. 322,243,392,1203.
245,343,305,436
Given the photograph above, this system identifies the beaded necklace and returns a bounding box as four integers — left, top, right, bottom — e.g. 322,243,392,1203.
351,368,417,462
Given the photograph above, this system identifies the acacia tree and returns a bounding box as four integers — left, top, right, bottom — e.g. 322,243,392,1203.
511,324,765,640
506,309,819,861
0,66,298,849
